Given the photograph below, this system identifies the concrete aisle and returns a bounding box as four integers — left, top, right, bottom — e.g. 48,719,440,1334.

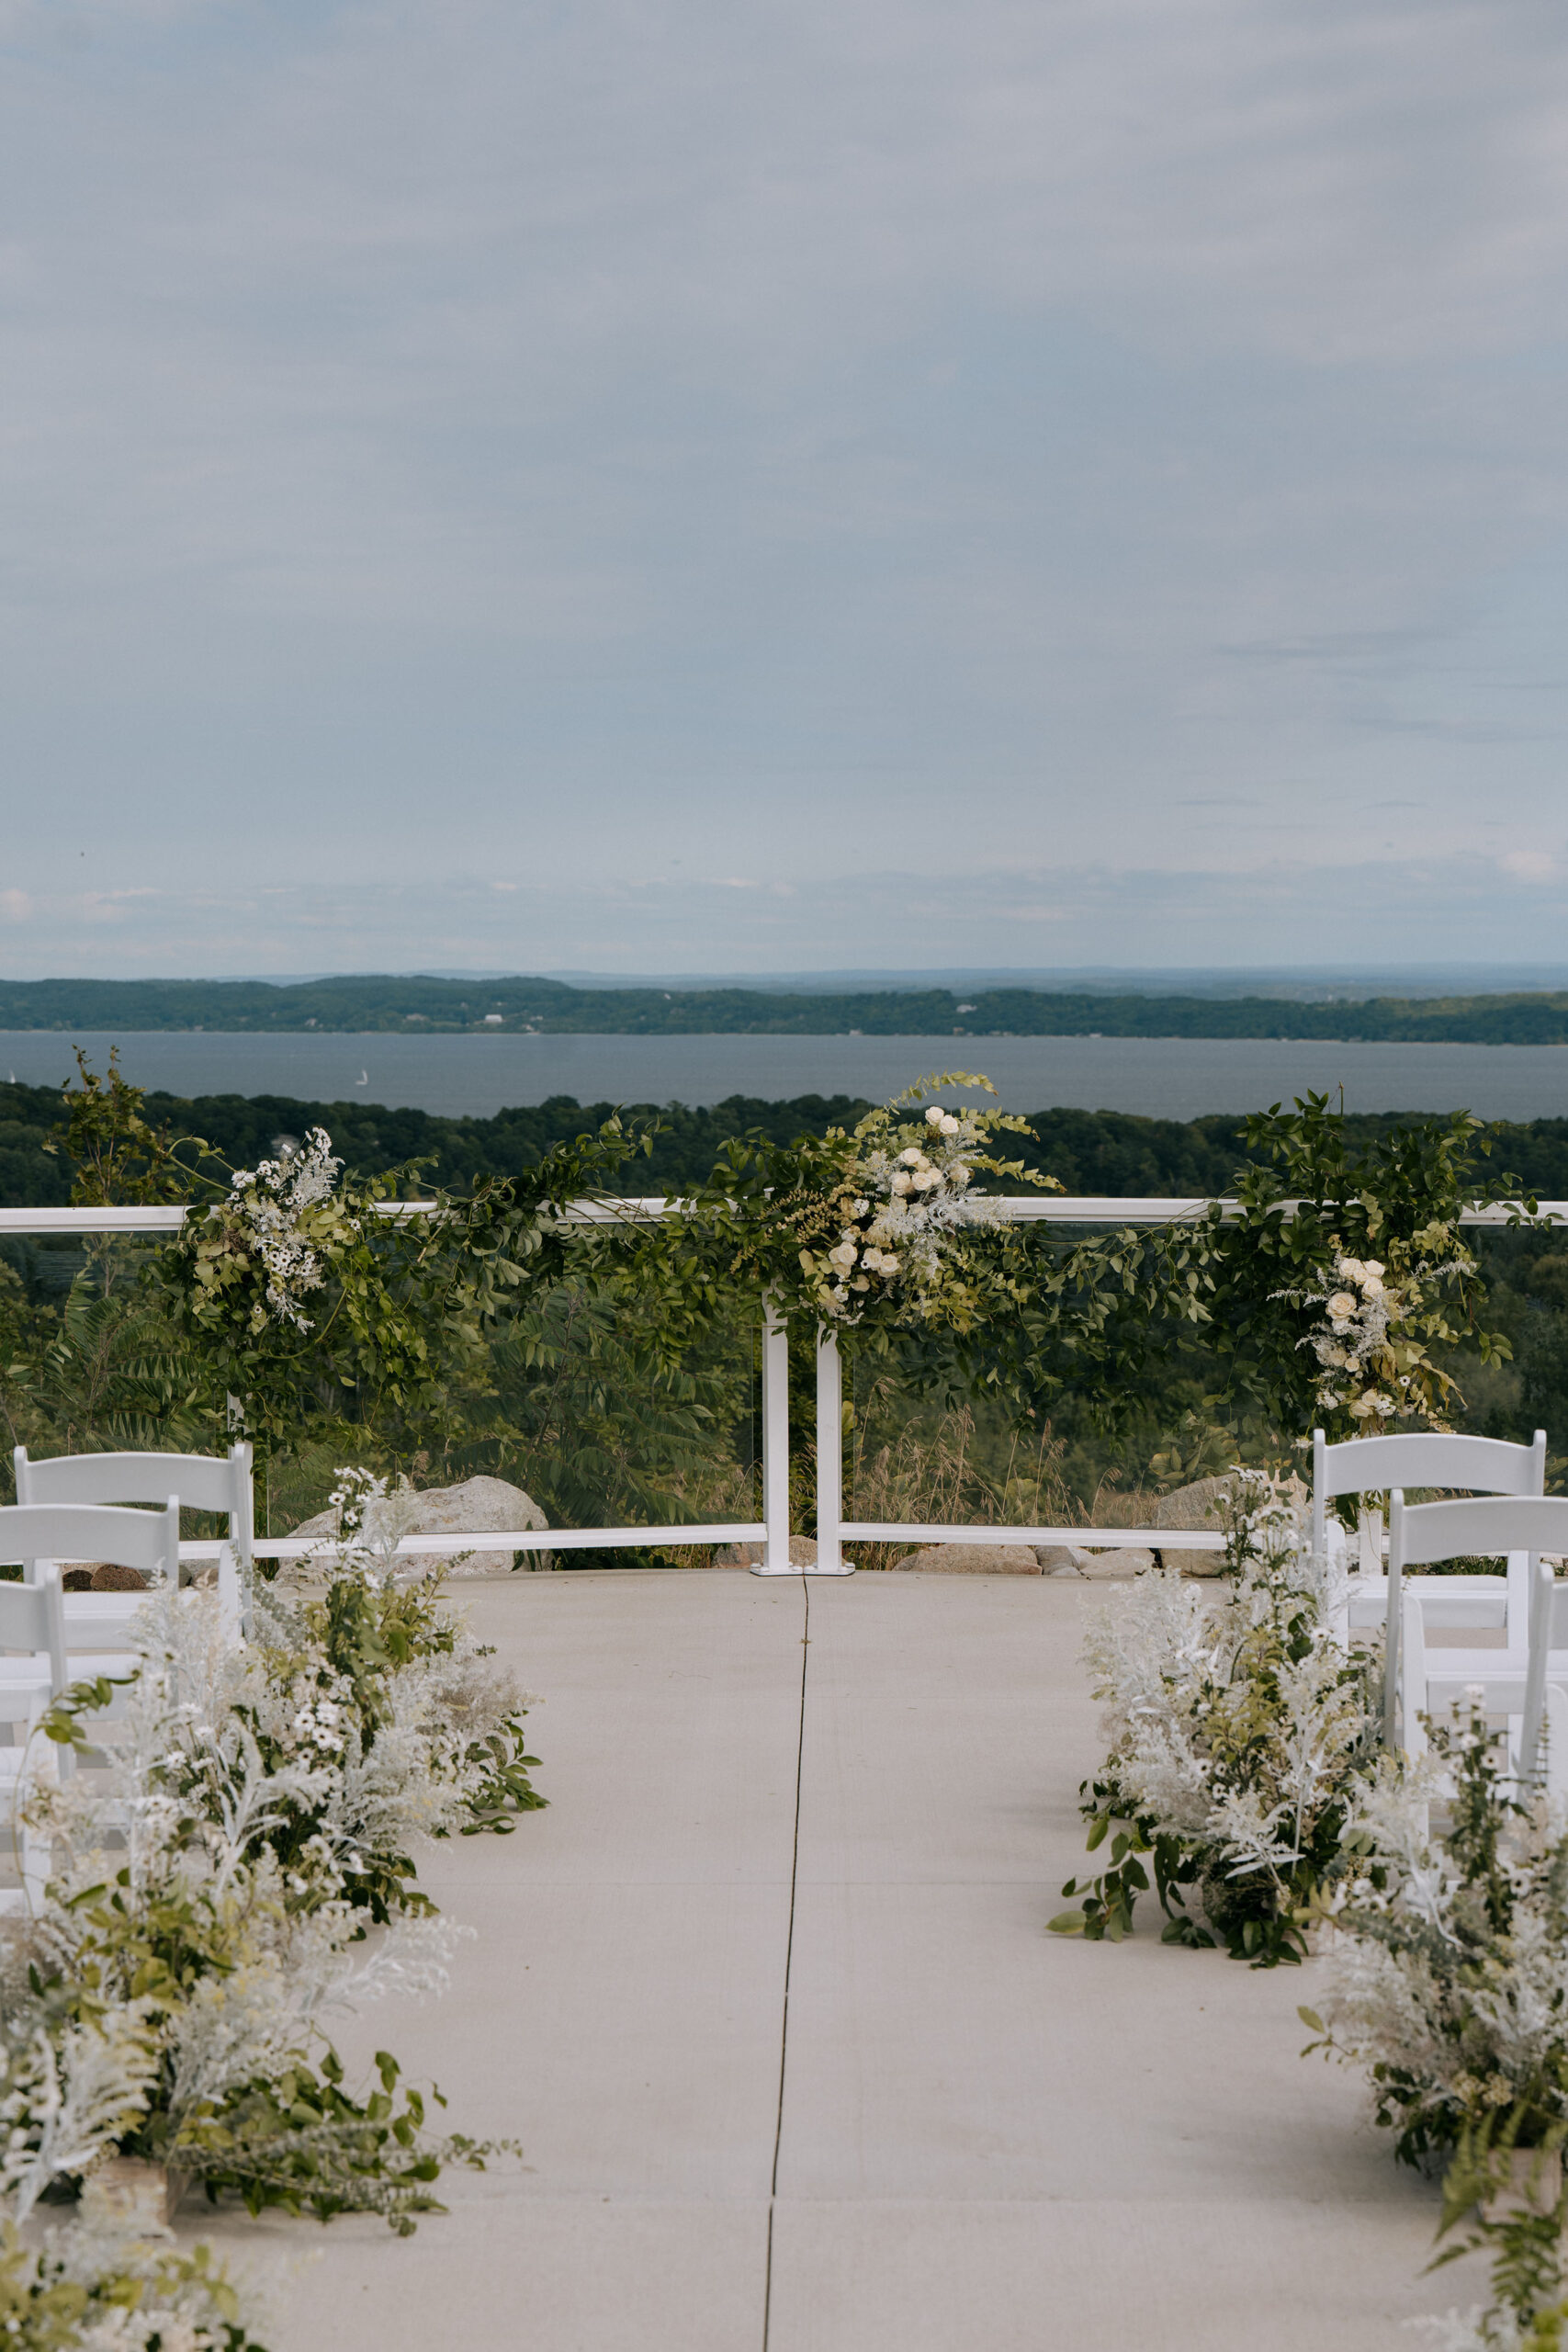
769,1575,1478,2352
183,1571,1485,2351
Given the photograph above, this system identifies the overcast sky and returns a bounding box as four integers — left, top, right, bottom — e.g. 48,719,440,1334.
3,0,1568,977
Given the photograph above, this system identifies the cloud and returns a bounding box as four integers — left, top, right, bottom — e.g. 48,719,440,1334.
6,853,1568,978
0,1,1565,965
1500,846,1562,882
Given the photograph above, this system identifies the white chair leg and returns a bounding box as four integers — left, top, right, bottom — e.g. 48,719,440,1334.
216,1544,242,1645
1400,1591,1428,1761
1545,1687,1568,1806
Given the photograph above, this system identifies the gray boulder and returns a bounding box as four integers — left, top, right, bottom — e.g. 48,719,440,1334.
1149,1476,1234,1576
716,1537,818,1567
1148,1471,1310,1576
888,1543,1043,1574
288,1475,550,1577
1069,1545,1156,1579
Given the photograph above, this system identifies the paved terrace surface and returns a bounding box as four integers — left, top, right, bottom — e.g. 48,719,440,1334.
189,1571,1485,2350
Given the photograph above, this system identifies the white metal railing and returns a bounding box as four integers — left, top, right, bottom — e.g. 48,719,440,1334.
6,1194,1565,1236
6,1197,1563,1578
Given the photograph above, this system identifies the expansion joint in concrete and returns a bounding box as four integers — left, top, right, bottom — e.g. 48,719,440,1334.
761,1579,810,2352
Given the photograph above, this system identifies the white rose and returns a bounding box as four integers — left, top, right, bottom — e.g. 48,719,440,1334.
1359,1274,1384,1297
900,1147,923,1166
1327,1293,1358,1319
829,1241,858,1269
925,1107,944,1126
1338,1258,1364,1281
940,1114,960,1136
891,1170,912,1193
1363,1260,1385,1279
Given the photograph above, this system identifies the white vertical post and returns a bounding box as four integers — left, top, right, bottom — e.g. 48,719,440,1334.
812,1323,852,1575
753,1297,796,1576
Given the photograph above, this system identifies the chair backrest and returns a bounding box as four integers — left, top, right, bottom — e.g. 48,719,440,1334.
0,1500,179,1587
14,1446,252,1569
0,1564,68,1696
1391,1493,1568,1569
1382,1491,1568,1747
1313,1428,1546,1561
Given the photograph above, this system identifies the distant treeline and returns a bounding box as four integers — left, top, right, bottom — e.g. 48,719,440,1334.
6,1077,1568,1207
7,973,1568,1041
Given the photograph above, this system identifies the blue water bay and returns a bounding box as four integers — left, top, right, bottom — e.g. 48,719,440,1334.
3,1030,1567,1122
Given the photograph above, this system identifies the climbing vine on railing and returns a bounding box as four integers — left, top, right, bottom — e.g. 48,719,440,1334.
1013,1092,1523,1443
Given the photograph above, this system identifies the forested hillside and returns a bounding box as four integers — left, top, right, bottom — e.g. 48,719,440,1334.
6,1076,1568,1206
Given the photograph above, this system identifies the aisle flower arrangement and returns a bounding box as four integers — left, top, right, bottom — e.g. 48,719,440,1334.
1303,1702,1568,2171
2,1477,539,2345
2,2007,270,2348
1051,1471,1381,1966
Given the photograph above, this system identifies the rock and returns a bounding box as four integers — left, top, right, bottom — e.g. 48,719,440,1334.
716,1537,818,1567
1071,1547,1156,1579
1147,1471,1310,1577
91,1562,149,1591
61,1561,147,1590
1038,1545,1094,1577
887,1544,1043,1574
1148,1476,1231,1575
288,1476,551,1577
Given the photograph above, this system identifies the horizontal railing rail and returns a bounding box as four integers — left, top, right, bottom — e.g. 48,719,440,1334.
6,1197,1561,1578
5,1196,1565,1237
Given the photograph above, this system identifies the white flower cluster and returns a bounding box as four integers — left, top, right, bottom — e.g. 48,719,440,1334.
818,1104,998,1319
1307,1253,1401,1423
219,1125,343,1334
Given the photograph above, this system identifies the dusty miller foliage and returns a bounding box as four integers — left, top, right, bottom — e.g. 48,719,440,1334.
2,1950,269,2346
1304,1703,1568,2169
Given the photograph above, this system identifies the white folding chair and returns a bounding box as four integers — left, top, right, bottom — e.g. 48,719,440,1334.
1313,1429,1545,1641
1385,1494,1568,1758
14,1445,251,1640
0,1566,71,1912
1411,1562,1568,1790
0,1498,178,1690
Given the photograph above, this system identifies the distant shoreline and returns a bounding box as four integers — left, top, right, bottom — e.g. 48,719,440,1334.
6,975,1568,1045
